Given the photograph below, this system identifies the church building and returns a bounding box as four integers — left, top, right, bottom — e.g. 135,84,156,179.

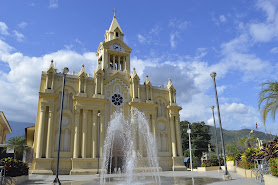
30,15,185,174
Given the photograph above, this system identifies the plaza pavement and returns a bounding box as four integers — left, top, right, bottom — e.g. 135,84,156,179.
24,171,265,185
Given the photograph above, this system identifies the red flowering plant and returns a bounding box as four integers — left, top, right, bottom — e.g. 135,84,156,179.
269,158,278,177
0,158,28,177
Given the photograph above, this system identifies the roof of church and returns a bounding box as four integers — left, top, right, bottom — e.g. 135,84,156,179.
109,16,123,33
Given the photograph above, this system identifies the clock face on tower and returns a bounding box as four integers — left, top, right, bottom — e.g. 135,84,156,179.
113,44,122,51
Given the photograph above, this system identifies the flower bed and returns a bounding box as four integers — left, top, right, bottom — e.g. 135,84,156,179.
0,158,29,184
0,158,29,177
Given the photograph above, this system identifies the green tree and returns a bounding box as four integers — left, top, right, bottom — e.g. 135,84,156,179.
258,81,278,126
225,143,240,157
237,136,257,151
6,136,28,159
181,121,211,166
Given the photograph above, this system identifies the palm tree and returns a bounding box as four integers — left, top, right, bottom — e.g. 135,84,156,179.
258,81,278,126
6,136,28,159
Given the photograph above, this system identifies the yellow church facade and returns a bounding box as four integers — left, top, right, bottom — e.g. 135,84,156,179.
30,16,185,175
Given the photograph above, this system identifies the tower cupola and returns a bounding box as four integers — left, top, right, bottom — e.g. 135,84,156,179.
105,15,124,42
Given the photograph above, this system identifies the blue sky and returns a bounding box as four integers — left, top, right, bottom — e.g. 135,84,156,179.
0,0,278,135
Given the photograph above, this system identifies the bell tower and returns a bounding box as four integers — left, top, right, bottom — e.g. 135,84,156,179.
95,14,132,78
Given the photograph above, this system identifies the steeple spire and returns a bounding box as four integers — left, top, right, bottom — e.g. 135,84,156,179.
105,14,124,42
112,8,117,18
108,16,123,33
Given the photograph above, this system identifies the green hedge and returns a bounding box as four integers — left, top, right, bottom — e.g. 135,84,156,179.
201,158,224,167
269,158,278,177
0,158,29,177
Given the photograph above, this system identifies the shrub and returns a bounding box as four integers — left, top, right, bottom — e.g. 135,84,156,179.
201,158,224,167
238,157,255,169
226,155,235,161
0,158,29,177
263,138,278,161
269,158,278,177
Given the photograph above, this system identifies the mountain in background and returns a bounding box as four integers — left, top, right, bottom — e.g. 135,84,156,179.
6,121,35,141
209,126,273,146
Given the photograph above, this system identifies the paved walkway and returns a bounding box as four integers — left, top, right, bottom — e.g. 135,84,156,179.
25,171,265,185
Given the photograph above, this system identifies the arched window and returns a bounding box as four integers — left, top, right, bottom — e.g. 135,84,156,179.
55,116,71,152
157,122,168,152
62,116,70,152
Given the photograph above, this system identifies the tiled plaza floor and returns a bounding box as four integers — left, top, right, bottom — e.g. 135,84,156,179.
24,171,265,185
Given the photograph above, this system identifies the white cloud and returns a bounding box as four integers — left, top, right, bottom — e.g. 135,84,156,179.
0,22,9,35
136,25,161,45
170,33,176,48
0,39,97,122
270,47,278,53
49,0,58,8
224,103,248,114
219,15,227,23
249,0,278,42
168,19,189,49
137,34,147,44
18,22,28,29
13,30,24,42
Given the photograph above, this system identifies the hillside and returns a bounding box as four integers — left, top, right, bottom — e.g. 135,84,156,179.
6,121,35,141
209,126,273,147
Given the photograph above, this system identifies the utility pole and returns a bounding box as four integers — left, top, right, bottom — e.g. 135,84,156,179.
187,124,193,171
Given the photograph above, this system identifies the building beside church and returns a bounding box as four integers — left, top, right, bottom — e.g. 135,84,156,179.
29,15,185,174
0,111,11,144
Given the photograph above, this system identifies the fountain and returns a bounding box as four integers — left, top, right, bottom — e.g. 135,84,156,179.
100,109,161,184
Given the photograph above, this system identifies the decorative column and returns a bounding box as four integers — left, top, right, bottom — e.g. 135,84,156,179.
36,106,46,158
113,55,115,70
169,114,177,157
126,55,130,74
82,109,88,158
92,111,97,158
118,56,120,70
175,116,183,156
151,114,157,143
73,108,80,158
46,106,54,158
100,110,104,158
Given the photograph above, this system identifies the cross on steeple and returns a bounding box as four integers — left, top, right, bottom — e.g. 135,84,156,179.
112,8,117,17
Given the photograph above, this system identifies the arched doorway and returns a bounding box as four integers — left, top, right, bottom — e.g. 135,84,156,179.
107,133,125,173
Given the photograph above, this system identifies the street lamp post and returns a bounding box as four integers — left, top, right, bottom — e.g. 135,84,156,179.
210,72,230,178
211,105,222,170
97,113,101,175
53,67,69,185
187,124,193,171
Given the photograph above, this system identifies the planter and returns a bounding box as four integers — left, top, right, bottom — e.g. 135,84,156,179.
236,167,246,177
235,167,255,178
264,174,278,185
197,166,219,172
4,175,29,185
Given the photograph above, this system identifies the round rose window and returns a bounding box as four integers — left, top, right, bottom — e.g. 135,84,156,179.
111,94,123,106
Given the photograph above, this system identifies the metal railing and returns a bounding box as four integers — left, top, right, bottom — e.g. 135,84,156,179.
0,166,5,185
251,159,272,183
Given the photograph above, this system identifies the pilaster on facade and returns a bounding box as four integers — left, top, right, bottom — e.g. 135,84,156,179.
45,105,54,158
169,114,177,157
81,109,88,158
73,108,80,158
36,105,46,158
